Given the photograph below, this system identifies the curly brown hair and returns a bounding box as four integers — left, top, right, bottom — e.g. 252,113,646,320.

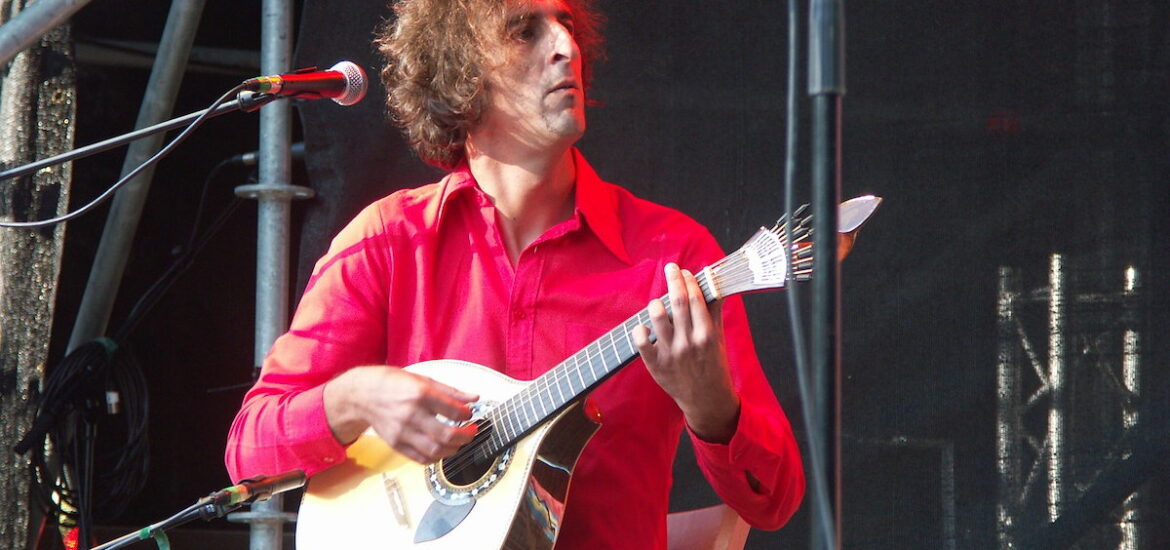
375,0,604,170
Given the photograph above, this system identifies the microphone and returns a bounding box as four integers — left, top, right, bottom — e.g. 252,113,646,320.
242,61,367,106
208,469,306,506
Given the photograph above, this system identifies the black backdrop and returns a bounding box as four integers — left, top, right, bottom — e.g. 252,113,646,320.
53,1,1170,549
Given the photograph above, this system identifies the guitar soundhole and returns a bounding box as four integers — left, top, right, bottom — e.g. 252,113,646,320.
441,449,494,486
424,410,513,504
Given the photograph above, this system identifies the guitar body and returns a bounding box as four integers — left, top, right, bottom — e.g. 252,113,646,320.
296,360,601,550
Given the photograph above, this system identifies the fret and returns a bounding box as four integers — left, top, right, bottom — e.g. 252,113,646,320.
574,351,587,390
619,320,636,357
602,330,620,373
524,387,539,427
537,376,552,417
487,418,504,455
506,402,520,440
554,368,566,403
585,342,601,383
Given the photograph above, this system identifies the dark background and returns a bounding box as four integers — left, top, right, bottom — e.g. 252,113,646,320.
47,1,1170,549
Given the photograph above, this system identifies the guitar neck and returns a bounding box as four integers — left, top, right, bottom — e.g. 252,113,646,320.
476,270,721,460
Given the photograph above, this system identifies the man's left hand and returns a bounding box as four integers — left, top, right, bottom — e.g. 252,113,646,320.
632,262,741,443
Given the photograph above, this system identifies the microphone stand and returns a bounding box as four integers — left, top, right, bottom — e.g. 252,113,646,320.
91,470,305,550
0,92,279,183
808,0,844,549
90,494,243,550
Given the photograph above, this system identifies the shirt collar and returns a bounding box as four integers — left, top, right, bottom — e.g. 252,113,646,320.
569,149,631,264
433,148,631,265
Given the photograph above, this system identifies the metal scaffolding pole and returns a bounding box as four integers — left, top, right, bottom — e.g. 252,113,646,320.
1119,266,1142,550
0,0,92,66
227,0,310,548
1046,254,1067,523
996,267,1021,549
67,0,205,350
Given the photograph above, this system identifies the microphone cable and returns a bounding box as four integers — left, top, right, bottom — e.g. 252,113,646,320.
0,83,246,229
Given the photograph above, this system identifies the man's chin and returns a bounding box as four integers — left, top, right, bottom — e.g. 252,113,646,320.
543,114,586,142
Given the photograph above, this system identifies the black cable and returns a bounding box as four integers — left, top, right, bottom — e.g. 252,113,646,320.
0,83,247,229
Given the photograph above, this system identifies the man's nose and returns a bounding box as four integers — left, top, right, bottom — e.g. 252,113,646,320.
548,21,578,62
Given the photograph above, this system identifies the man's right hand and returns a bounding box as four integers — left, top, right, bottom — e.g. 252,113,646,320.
323,366,479,464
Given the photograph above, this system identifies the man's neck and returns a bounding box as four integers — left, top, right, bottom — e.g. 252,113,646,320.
466,144,577,264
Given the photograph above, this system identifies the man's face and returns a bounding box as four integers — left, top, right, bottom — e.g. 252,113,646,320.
474,0,586,152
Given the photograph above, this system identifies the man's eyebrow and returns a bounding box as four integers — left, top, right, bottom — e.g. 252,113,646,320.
505,7,573,27
505,11,530,25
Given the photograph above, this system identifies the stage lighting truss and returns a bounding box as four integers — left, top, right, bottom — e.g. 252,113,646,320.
995,254,1144,550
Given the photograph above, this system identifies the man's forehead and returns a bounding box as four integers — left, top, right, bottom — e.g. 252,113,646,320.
505,0,573,19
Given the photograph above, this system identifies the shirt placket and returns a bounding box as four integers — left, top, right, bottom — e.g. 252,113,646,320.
505,244,543,380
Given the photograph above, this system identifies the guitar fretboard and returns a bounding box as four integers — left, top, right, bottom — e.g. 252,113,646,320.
474,269,721,461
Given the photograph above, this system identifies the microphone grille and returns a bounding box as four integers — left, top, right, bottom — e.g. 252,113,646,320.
328,61,368,107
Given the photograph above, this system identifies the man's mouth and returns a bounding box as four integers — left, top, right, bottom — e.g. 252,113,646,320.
549,80,579,94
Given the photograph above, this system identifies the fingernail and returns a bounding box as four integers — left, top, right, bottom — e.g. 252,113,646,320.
666,262,679,274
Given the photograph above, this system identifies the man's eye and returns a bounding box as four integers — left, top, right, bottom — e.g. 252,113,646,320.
509,18,537,42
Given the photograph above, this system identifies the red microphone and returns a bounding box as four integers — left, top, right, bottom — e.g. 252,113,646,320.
243,61,367,106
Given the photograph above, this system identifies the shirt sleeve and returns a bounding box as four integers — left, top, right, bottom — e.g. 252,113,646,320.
224,203,392,483
683,235,806,529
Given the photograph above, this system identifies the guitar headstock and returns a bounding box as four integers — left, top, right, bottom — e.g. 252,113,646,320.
704,196,880,299
706,206,811,298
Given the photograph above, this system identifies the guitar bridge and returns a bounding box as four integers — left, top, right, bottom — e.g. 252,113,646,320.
380,474,410,527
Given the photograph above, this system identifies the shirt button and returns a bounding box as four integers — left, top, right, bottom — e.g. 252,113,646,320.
514,310,527,320
323,456,335,463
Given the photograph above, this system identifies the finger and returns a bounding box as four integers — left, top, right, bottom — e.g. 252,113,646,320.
431,379,479,404
399,430,445,464
665,263,692,338
397,443,430,465
631,324,657,366
403,416,473,462
647,294,673,347
707,299,724,329
450,423,478,448
681,268,714,337
421,384,477,422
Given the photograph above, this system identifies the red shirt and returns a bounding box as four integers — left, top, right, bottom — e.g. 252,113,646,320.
225,149,804,549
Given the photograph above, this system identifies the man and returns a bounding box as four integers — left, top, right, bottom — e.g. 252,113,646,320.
225,0,804,547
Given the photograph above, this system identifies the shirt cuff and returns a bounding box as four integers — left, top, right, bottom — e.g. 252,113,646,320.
281,384,350,477
686,400,787,495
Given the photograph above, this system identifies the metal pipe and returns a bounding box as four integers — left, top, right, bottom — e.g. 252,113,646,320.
1119,266,1141,550
1046,254,1066,522
996,266,1020,549
67,0,205,352
228,0,310,548
808,1,845,547
0,0,91,67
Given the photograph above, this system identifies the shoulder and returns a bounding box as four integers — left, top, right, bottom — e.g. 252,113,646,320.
337,177,452,243
312,178,451,273
605,182,725,264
